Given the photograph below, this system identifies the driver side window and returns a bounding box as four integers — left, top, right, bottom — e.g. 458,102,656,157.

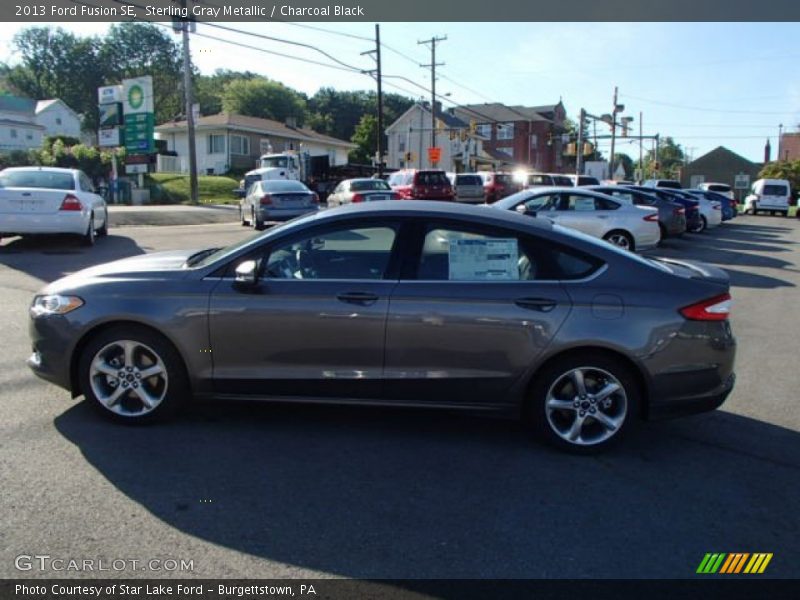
263,225,398,280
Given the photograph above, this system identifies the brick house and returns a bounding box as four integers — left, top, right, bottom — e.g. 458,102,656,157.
679,146,762,196
778,132,800,162
453,102,568,172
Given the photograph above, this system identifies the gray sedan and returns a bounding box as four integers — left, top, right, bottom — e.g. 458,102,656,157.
240,179,319,229
27,201,736,452
588,185,687,239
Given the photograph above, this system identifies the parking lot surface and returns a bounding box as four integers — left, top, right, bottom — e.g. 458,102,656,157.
1,216,799,579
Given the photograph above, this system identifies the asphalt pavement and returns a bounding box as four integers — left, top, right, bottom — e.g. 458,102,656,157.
1,216,799,579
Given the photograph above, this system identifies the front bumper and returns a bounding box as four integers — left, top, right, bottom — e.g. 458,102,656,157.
27,314,78,393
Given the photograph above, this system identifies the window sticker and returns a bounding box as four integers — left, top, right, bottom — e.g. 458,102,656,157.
448,238,519,281
574,197,596,211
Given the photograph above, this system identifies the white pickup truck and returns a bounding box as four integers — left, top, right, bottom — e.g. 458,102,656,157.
0,167,108,246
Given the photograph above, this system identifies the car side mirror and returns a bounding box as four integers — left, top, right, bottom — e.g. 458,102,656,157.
233,188,246,199
234,260,259,287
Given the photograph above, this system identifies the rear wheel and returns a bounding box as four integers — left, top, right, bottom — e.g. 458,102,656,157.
603,230,634,252
240,206,248,226
78,326,188,424
251,207,265,231
526,354,639,453
97,214,108,237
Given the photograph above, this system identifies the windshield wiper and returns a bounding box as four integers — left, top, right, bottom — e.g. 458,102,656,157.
184,247,221,268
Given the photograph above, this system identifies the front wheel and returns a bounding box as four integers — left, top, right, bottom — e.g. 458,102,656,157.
526,354,639,453
78,326,189,424
603,230,634,252
240,206,248,226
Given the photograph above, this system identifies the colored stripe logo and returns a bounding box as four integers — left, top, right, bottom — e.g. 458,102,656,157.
697,553,772,574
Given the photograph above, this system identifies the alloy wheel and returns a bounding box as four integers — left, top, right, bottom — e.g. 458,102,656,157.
544,366,628,446
88,340,168,417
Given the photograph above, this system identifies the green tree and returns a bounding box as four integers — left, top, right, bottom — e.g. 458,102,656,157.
6,27,103,130
759,160,800,195
195,69,260,116
221,78,307,123
644,136,685,178
349,114,378,163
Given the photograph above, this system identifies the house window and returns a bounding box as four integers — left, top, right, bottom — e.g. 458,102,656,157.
476,124,492,138
230,134,250,156
26,132,33,140
399,139,406,153
10,129,17,139
207,134,225,154
56,117,62,125
497,123,515,140
530,134,538,148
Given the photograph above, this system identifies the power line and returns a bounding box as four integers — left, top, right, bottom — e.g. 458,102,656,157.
620,92,798,116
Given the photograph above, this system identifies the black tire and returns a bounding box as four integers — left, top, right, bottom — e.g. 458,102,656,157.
252,207,265,231
97,214,109,237
526,353,640,454
240,206,248,226
658,223,667,243
602,230,635,252
81,214,96,246
689,216,706,233
78,325,189,424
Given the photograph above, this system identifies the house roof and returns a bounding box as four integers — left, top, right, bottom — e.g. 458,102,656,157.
385,102,469,134
687,146,758,168
0,118,45,129
155,113,356,148
0,95,37,115
455,103,552,124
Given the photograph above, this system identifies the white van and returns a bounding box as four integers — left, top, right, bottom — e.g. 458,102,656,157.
744,179,791,216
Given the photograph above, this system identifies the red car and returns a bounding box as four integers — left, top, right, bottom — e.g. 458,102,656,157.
387,169,455,200
479,172,521,203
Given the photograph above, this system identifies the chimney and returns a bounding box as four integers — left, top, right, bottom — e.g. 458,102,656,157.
285,116,297,129
765,138,771,163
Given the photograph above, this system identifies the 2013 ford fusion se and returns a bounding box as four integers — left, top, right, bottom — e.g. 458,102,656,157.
27,201,736,452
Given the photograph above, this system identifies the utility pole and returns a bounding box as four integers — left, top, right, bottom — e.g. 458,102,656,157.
609,86,618,181
778,123,783,161
180,0,198,204
655,133,660,177
419,35,446,161
576,108,586,177
638,111,643,182
362,25,384,176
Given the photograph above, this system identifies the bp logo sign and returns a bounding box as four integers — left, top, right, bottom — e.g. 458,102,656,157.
127,84,144,111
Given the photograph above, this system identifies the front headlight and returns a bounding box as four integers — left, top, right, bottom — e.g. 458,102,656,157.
30,295,84,318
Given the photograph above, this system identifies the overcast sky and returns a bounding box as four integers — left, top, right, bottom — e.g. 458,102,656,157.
1,21,799,163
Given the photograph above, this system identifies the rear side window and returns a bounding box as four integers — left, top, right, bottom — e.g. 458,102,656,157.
708,184,731,193
494,174,513,186
0,170,75,190
351,180,391,191
416,224,603,281
763,184,788,196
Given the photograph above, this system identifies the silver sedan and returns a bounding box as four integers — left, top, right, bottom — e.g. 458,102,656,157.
493,187,661,252
326,178,400,207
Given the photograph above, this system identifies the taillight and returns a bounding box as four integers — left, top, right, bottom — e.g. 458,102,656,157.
260,194,272,205
680,293,732,321
643,212,659,222
59,194,82,211
351,193,365,203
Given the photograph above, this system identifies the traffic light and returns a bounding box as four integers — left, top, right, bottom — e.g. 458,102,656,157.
404,151,412,162
460,130,467,142
582,142,594,156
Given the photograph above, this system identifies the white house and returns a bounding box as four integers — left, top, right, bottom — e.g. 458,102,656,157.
0,96,45,152
155,113,356,174
386,102,504,172
35,99,83,140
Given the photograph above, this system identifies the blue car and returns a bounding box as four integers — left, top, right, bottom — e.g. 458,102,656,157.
687,189,737,221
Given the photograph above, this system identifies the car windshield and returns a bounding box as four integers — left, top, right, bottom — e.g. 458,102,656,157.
417,172,449,185
263,180,309,192
763,184,788,196
494,174,514,185
456,175,482,185
350,180,391,191
260,156,289,168
0,170,75,190
186,213,318,269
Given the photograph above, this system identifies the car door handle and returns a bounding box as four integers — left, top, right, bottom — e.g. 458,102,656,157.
337,292,379,305
514,297,558,312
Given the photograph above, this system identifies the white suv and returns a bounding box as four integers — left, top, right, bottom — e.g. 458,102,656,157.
744,179,791,217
